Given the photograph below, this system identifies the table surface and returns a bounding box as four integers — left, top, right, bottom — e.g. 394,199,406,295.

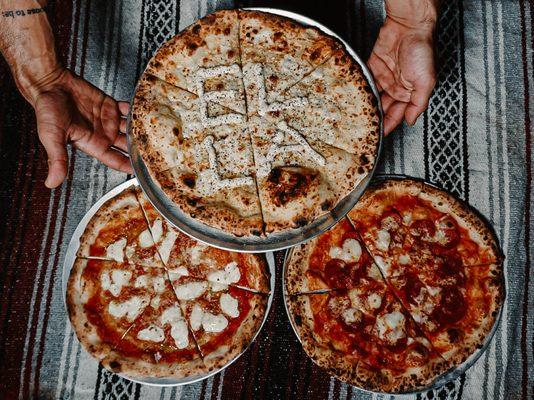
0,0,532,399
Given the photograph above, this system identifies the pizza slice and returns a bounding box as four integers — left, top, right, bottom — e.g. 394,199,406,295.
171,278,267,371
268,48,380,156
239,10,341,112
248,116,369,233
104,277,206,378
285,219,382,294
135,187,270,293
76,188,164,267
354,289,448,392
144,10,246,114
66,258,168,364
130,73,246,177
388,263,503,366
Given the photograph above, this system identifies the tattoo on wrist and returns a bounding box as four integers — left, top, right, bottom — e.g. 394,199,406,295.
2,7,45,19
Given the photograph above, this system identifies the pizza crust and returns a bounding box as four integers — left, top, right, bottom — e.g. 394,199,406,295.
66,258,118,362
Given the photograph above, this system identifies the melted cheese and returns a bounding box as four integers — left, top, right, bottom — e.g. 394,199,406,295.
152,276,166,293
169,319,189,349
134,275,149,288
190,303,204,331
151,219,163,243
398,254,411,265
173,281,207,300
329,238,362,263
150,295,160,309
220,293,239,318
106,238,127,262
403,213,413,225
210,282,228,292
375,229,391,251
202,312,228,333
168,267,189,281
374,256,392,276
190,244,207,265
207,262,241,286
137,324,165,342
158,230,178,264
125,245,135,261
367,293,382,309
108,295,149,321
161,305,189,349
342,308,361,324
376,311,406,343
138,228,154,248
101,270,132,297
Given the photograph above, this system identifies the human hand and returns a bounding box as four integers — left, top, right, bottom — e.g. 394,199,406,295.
368,0,438,135
31,68,132,188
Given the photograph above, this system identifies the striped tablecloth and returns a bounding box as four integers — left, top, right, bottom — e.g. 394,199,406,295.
0,0,532,399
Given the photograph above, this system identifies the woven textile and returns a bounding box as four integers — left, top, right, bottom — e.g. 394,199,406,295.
0,0,532,399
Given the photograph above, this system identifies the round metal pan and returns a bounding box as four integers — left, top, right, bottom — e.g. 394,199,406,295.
62,178,276,386
127,7,384,253
281,174,506,395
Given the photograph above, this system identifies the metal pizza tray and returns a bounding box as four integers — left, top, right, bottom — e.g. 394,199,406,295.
281,174,506,395
126,7,384,253
62,178,276,387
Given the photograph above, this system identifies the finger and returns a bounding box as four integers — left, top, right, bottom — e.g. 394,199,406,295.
118,102,130,116
405,77,436,126
119,118,127,134
100,96,121,139
384,101,408,136
76,137,132,173
368,53,411,102
39,129,69,188
381,93,395,114
113,134,128,152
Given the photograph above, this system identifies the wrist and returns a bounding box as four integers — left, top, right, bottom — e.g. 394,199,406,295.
14,62,65,105
385,0,438,31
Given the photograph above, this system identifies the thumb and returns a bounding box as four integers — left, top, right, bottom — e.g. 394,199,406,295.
36,119,69,188
42,134,68,188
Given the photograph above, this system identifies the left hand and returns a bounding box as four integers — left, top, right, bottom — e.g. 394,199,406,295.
368,7,437,135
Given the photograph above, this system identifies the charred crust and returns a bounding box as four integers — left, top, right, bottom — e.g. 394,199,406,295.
266,167,318,207
294,217,308,227
182,174,196,189
192,24,201,34
108,361,121,371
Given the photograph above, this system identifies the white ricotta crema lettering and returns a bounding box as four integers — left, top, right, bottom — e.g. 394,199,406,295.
195,65,245,127
196,136,254,196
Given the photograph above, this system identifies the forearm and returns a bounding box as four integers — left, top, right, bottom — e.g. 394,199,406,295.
384,0,439,30
0,0,61,105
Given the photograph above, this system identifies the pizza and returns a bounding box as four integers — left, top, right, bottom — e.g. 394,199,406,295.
284,178,503,392
67,186,270,379
130,9,379,236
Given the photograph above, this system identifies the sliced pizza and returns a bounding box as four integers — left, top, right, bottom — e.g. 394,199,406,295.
287,288,448,392
130,74,246,178
388,263,503,366
150,120,264,236
348,179,502,276
66,258,167,364
267,48,380,156
144,10,246,114
248,116,369,233
104,278,206,378
239,10,341,112
77,188,164,267
285,218,381,294
171,278,267,371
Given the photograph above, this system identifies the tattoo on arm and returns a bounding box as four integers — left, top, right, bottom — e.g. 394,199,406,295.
2,7,45,18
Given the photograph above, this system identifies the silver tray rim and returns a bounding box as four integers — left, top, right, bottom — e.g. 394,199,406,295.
126,7,384,253
62,178,276,387
281,173,506,395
